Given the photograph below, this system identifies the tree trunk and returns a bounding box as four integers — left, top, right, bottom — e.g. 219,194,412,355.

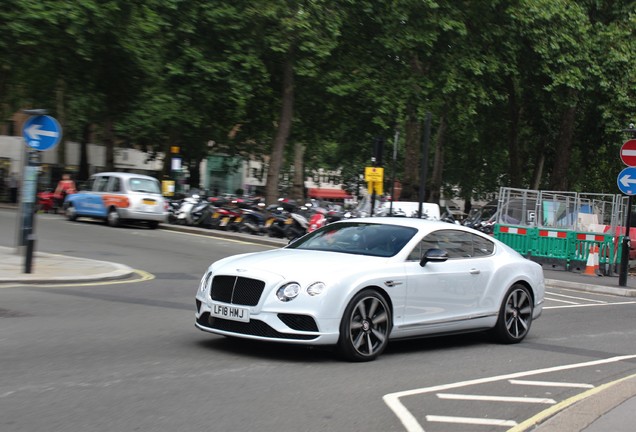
530,150,545,190
401,105,421,201
56,78,66,168
103,118,115,171
78,123,90,181
429,114,447,204
291,141,305,201
506,76,522,187
265,57,294,205
549,89,579,191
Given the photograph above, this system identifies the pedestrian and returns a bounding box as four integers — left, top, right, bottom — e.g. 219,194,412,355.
7,172,18,203
54,173,77,208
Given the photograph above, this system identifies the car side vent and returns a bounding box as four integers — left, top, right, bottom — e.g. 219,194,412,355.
277,313,319,332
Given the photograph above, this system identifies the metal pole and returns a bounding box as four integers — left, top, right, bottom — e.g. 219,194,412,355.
418,113,431,219
619,125,636,286
619,195,632,286
389,129,399,216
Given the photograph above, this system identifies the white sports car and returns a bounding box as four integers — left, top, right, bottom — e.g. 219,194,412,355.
195,217,545,361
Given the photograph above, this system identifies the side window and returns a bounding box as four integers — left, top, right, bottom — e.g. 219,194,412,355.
472,234,495,256
407,229,493,260
94,176,110,192
108,177,122,193
85,177,97,191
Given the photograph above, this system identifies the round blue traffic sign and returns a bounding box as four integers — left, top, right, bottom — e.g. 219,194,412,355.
22,115,62,151
617,166,636,195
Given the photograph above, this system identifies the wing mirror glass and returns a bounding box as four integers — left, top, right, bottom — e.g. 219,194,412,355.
420,248,449,267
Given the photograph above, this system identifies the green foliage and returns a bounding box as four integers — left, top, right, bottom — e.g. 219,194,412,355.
1,0,634,198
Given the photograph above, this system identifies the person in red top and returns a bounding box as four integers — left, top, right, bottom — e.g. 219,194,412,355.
54,173,77,209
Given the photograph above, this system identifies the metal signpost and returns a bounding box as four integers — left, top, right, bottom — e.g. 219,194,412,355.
20,111,62,273
618,129,636,286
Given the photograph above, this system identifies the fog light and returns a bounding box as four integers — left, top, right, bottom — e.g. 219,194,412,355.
277,283,301,302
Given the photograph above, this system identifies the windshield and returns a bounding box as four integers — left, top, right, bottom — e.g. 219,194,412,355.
129,178,161,194
287,222,417,257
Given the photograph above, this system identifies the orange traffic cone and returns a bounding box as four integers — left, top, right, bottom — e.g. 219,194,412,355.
582,245,597,276
593,244,601,275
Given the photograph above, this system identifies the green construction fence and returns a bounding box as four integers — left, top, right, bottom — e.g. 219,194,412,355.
494,224,623,275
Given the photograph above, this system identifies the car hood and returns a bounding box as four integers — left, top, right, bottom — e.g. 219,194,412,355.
211,248,383,280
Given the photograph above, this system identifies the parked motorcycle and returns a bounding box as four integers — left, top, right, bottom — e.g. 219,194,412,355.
264,206,290,238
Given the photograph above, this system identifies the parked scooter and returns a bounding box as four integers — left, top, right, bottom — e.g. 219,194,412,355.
174,194,197,225
264,205,290,238
284,205,312,240
236,201,268,235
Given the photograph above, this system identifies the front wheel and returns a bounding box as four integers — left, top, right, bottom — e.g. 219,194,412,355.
492,284,533,344
337,289,392,362
64,203,77,221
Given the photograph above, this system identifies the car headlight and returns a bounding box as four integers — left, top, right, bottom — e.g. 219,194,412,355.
277,282,301,302
199,272,212,293
306,282,325,296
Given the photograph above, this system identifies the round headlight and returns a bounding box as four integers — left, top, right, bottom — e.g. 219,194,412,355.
277,282,301,302
306,282,325,296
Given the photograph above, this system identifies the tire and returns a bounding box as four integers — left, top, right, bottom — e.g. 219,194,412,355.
492,284,533,344
65,204,77,221
147,221,159,230
107,208,121,227
337,289,392,362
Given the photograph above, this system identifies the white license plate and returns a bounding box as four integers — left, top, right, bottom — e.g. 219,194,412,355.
211,302,249,323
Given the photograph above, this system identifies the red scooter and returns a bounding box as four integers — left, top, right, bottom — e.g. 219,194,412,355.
36,190,63,213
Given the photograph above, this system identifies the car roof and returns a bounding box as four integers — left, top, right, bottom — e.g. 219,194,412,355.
341,216,484,235
92,172,158,181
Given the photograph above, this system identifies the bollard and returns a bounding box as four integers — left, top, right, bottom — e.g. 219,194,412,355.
24,234,36,274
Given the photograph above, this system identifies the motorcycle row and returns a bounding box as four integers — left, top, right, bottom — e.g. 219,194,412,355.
168,193,349,241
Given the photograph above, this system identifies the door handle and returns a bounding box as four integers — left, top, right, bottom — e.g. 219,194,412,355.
470,268,481,274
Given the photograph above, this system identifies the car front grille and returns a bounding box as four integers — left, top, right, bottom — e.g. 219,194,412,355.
197,312,317,341
210,275,265,306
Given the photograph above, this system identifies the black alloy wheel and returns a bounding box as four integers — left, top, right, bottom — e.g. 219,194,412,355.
492,284,533,343
338,289,392,362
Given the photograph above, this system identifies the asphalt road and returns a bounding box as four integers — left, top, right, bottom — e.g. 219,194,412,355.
2,209,636,432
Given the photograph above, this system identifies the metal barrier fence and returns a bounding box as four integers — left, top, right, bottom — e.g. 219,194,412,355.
494,224,623,275
493,187,628,275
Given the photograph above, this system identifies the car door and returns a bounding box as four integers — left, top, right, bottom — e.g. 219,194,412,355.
401,229,495,331
74,175,109,217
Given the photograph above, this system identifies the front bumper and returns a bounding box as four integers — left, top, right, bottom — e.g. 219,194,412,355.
195,297,340,345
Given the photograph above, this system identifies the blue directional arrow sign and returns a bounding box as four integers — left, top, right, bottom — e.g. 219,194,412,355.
22,115,62,151
617,167,636,195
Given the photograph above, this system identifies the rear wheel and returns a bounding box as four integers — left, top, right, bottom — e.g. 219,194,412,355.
492,284,533,343
107,208,121,227
147,221,159,229
337,289,391,362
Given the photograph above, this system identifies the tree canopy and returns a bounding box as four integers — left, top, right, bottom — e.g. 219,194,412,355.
2,0,634,205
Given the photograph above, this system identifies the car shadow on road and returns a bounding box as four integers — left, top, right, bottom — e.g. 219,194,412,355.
195,336,338,363
383,331,493,357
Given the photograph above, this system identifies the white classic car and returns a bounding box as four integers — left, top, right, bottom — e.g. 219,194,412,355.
195,217,545,361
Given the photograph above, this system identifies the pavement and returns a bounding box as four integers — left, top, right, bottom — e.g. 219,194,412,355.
1,206,636,431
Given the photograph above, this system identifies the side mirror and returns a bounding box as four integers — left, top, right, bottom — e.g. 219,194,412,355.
420,248,449,267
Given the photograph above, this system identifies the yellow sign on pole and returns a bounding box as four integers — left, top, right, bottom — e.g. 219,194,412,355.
365,166,384,182
365,167,384,195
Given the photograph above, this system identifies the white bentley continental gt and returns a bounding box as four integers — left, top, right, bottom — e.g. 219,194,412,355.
195,217,545,361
